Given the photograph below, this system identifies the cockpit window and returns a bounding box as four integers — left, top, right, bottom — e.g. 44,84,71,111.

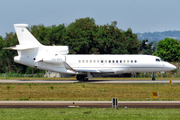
160,59,164,62
156,58,160,62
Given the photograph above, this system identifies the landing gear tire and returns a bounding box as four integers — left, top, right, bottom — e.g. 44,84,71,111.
83,77,88,81
76,75,82,81
152,77,155,81
76,75,88,81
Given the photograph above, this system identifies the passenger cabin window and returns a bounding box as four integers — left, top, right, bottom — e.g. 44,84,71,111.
77,59,141,64
156,58,160,62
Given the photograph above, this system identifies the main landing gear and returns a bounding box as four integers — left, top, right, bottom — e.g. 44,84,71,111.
152,72,156,81
76,75,88,81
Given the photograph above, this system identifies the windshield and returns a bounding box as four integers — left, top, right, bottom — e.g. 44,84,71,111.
156,58,164,62
156,58,160,62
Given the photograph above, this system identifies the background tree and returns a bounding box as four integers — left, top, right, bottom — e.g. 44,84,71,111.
65,17,140,54
65,17,97,54
29,25,51,45
139,39,155,55
49,24,66,45
0,33,20,73
153,37,180,62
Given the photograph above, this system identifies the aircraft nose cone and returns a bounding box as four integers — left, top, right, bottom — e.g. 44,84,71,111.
172,64,177,69
164,62,176,71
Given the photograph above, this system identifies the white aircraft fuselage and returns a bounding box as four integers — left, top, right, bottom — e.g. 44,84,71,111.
5,24,176,81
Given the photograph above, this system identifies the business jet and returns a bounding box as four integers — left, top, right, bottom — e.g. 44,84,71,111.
4,24,176,81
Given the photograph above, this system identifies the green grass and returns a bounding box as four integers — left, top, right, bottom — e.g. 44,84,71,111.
0,108,179,119
0,83,180,101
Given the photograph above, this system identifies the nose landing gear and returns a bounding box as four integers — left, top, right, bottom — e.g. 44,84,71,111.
152,72,156,81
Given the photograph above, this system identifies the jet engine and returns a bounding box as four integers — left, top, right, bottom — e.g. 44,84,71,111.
42,55,66,64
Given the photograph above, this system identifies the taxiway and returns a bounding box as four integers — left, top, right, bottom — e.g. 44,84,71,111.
0,101,180,108
0,79,180,84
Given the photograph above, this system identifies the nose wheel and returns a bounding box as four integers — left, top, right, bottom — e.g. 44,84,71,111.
152,72,156,81
152,77,155,81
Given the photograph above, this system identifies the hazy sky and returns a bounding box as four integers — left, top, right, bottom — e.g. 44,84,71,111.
0,0,180,37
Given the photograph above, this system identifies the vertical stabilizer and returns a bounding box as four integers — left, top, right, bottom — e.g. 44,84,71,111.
14,24,42,46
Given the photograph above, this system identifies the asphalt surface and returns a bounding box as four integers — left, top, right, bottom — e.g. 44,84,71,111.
0,79,180,84
0,101,180,108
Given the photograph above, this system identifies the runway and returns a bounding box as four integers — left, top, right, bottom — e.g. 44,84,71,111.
0,79,180,84
0,101,180,108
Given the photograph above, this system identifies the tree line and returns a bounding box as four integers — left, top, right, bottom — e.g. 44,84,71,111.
0,17,178,74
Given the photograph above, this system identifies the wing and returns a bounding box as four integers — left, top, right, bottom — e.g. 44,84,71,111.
63,62,125,74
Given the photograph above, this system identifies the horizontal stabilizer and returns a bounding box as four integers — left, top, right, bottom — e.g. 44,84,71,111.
4,45,38,50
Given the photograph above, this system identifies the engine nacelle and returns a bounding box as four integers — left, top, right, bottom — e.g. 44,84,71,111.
42,55,66,64
43,46,69,55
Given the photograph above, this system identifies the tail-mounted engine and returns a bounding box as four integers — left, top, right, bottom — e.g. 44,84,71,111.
42,46,69,55
42,55,66,64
